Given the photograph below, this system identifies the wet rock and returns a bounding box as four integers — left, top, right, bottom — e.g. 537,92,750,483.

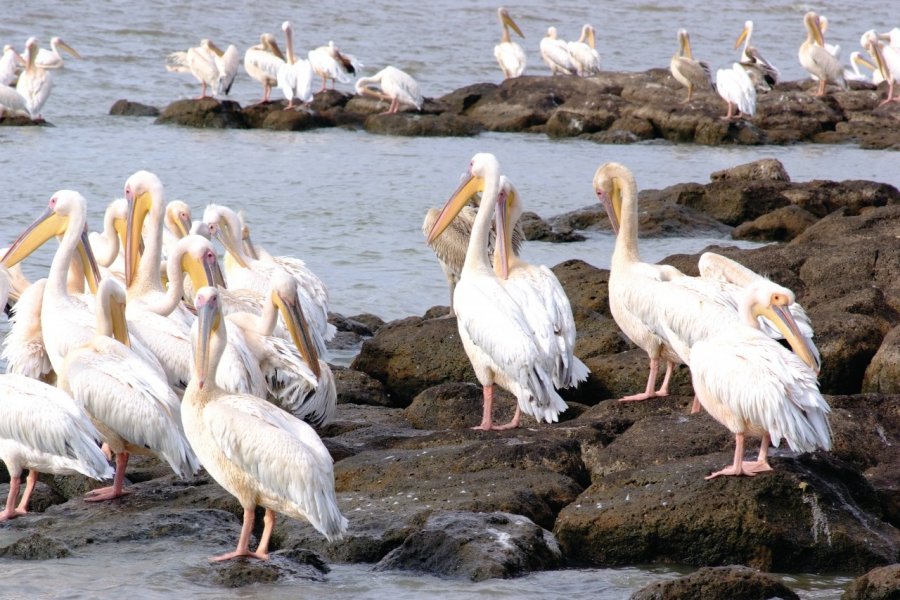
334,366,392,407
545,94,626,138
732,205,818,242
346,313,386,334
862,326,900,394
156,98,248,129
362,112,481,137
782,180,900,218
710,158,792,182
0,114,47,126
842,563,900,599
374,511,562,581
630,565,800,600
108,99,160,117
0,532,71,560
262,107,331,131
403,382,505,429
679,181,790,226
184,547,329,587
518,211,585,242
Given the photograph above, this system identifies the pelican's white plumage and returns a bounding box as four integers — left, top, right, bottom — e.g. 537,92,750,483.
716,62,756,118
540,27,576,75
798,11,847,96
355,66,423,114
34,37,81,70
0,84,30,118
0,44,23,86
735,21,780,91
277,21,314,108
1,278,52,381
691,281,831,479
426,153,567,430
494,7,526,79
16,37,52,118
670,29,712,101
863,30,900,105
244,33,285,102
567,24,601,76
167,39,225,98
308,40,360,92
183,286,347,561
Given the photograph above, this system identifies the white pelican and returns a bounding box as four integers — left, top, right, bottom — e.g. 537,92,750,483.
244,33,286,103
540,27,576,75
847,51,883,84
1,278,53,381
201,204,334,357
354,66,423,114
16,37,52,118
494,176,589,391
167,39,232,98
0,44,24,86
567,24,601,77
426,153,568,430
308,40,360,92
226,271,336,426
798,12,847,96
88,198,128,270
691,281,830,479
817,16,841,59
734,21,779,91
35,37,81,70
670,29,712,102
716,63,756,119
494,7,527,79
0,84,29,118
58,276,200,501
278,21,314,109
183,286,347,561
863,30,900,105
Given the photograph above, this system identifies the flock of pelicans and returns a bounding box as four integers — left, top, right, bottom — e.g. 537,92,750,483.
3,9,899,121
0,151,833,561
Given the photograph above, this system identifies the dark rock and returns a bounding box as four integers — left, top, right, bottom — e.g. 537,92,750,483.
863,326,900,394
403,382,517,429
841,563,900,599
518,211,585,242
156,98,248,129
262,107,331,131
680,181,790,226
782,180,900,218
732,205,818,241
630,565,800,600
331,313,375,337
0,114,47,126
710,158,791,182
362,112,480,137
109,99,160,117
347,313,386,334
334,366,392,407
184,547,329,587
0,532,71,560
374,511,562,581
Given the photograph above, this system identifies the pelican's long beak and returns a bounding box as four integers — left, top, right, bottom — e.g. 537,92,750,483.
211,222,249,269
174,213,192,239
595,181,621,235
868,42,890,82
1,205,68,269
267,38,286,61
734,25,749,50
182,245,226,294
275,290,321,379
109,290,130,347
587,27,596,49
241,225,260,260
854,52,877,72
194,290,220,390
77,229,101,294
502,12,525,38
426,173,484,244
125,190,152,287
59,40,82,60
494,185,513,280
812,17,826,47
754,302,820,373
207,40,225,57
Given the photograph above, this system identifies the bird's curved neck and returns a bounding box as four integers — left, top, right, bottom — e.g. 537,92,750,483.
500,27,511,44
464,171,499,273
47,213,85,299
91,209,120,267
284,28,297,64
142,248,187,316
612,173,641,265
131,194,165,298
256,296,279,336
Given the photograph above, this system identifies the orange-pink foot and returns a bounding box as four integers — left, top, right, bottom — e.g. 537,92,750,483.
490,420,520,431
0,508,24,521
619,392,656,402
705,465,753,480
210,549,268,562
742,460,772,474
85,486,130,502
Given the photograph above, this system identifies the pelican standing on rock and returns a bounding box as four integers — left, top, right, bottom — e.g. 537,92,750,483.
16,37,52,118
540,27,576,75
716,62,756,119
278,21,314,109
183,287,347,561
863,30,900,105
355,66,423,114
426,153,568,430
0,44,23,85
494,7,526,79
734,21,780,91
308,40,360,92
244,33,285,103
167,39,238,98
670,29,712,102
798,11,847,96
691,281,831,479
567,24,601,76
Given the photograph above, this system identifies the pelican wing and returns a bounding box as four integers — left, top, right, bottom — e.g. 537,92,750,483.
716,64,756,115
2,279,52,379
0,84,30,117
494,42,527,77
277,58,314,104
540,38,576,74
216,45,240,94
567,41,601,76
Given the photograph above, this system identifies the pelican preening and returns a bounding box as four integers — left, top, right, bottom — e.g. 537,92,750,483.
716,63,756,119
243,33,286,103
0,44,24,86
670,29,713,102
183,287,346,561
540,27,576,75
862,30,900,105
734,21,779,91
278,21,314,109
494,7,526,79
167,38,239,99
308,40,361,92
798,11,847,96
355,66,423,114
567,24,601,76
426,153,572,430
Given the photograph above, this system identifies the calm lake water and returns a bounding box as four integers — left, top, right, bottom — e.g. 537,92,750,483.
1,0,895,597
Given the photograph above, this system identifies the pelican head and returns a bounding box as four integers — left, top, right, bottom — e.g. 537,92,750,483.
593,162,635,235
203,204,248,269
746,282,820,373
735,20,753,50
498,8,524,39
172,234,226,295
546,26,559,40
124,170,164,287
22,37,39,67
861,30,889,81
494,175,521,280
52,37,82,60
582,24,596,49
677,29,693,59
193,286,224,390
426,153,499,244
165,200,192,239
270,271,321,378
261,33,285,61
802,12,825,47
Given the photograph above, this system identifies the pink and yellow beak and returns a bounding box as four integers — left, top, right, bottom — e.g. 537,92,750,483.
274,289,322,379
182,241,226,295
2,203,70,270
426,172,484,245
494,180,516,280
754,298,820,373
194,287,222,390
501,10,525,38
210,220,249,269
124,189,153,287
734,24,750,50
594,178,622,235
77,228,101,295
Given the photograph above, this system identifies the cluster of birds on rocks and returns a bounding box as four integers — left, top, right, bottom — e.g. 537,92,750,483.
0,36,81,119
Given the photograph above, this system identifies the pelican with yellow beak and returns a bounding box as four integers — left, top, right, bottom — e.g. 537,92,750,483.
735,21,780,91
862,29,900,105
691,281,830,479
35,37,81,70
567,24,601,76
799,11,847,96
494,7,526,79
427,153,567,430
183,286,347,561
16,37,52,118
670,28,713,102
243,33,286,103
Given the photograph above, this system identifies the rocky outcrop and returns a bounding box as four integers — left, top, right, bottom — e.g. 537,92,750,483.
108,99,160,117
630,565,800,600
842,563,900,599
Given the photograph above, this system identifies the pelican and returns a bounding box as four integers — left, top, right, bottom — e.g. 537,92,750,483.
163,200,192,258
670,29,712,101
691,281,831,479
494,7,526,79
201,203,334,357
716,62,756,119
734,21,779,91
426,153,568,430
166,39,236,98
494,176,589,391
847,51,882,83
354,66,423,114
35,37,81,70
183,286,347,561
817,16,841,58
56,276,199,501
0,44,24,86
540,27,576,75
798,12,847,96
863,30,900,105
567,24,601,76
244,33,285,103
16,37,52,118
0,84,29,118
308,40,360,92
1,278,53,381
278,21,314,109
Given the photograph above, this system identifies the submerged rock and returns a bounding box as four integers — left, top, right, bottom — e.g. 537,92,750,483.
156,98,248,129
109,99,160,117
630,565,800,600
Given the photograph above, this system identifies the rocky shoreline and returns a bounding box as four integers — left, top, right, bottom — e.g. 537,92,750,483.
2,159,899,598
